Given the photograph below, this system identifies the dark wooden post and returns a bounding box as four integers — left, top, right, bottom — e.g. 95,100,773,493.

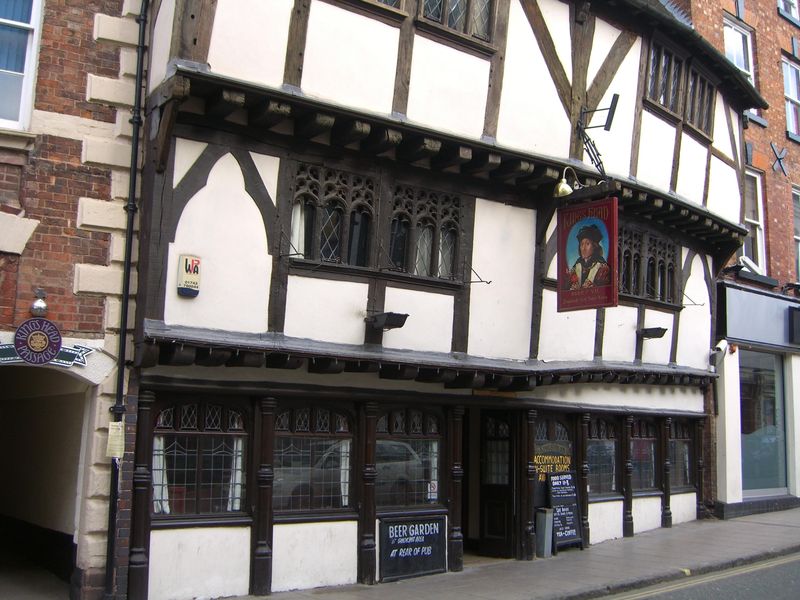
128,390,155,600
695,418,706,519
448,405,465,571
622,415,634,538
252,398,276,595
579,413,590,547
523,409,537,560
359,401,377,584
661,417,672,528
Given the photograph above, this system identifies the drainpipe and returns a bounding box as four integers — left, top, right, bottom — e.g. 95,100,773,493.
104,1,149,598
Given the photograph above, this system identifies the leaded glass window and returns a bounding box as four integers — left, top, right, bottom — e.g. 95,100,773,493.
422,0,494,41
588,418,617,495
669,420,693,488
618,224,679,305
631,418,657,490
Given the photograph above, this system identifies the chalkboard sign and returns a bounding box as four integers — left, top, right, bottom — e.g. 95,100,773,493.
547,471,583,552
379,515,447,582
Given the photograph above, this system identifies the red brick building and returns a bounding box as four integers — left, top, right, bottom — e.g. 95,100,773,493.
0,0,141,598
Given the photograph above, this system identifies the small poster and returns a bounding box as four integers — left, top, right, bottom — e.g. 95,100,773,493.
557,197,618,312
177,255,201,297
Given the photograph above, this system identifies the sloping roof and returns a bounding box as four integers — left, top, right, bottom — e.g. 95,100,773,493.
600,0,767,110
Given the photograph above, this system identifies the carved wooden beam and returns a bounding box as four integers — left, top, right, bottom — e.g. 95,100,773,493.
483,374,514,389
397,136,442,163
249,100,292,129
461,151,502,176
445,371,486,389
361,126,403,155
344,360,380,373
159,343,196,366
206,89,246,119
331,119,372,147
195,347,233,367
490,158,535,183
431,144,472,171
518,165,560,189
308,357,346,374
295,112,335,139
379,364,419,380
415,368,457,383
265,353,305,369
226,350,265,368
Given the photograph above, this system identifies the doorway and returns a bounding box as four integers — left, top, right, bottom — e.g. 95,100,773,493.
477,410,515,558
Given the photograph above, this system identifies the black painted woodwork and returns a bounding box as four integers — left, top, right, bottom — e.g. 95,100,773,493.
128,390,155,600
448,406,465,572
252,398,276,595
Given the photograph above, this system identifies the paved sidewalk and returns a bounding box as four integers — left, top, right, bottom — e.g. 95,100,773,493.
242,508,800,600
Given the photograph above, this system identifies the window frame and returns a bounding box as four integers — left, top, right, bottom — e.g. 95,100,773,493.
0,0,43,129
793,187,800,279
784,57,800,142
668,419,694,490
587,417,619,498
618,222,680,307
151,400,250,522
739,169,766,274
779,0,800,25
723,15,755,86
630,417,659,492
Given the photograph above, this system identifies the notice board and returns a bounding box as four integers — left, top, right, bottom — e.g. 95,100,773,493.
379,515,447,582
547,471,583,552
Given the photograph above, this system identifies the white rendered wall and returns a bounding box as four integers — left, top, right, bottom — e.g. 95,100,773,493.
784,354,800,497
147,0,175,93
601,305,638,362
632,496,662,534
249,152,281,203
468,199,535,360
588,501,623,544
302,1,398,115
636,112,676,194
527,384,704,414
148,527,251,600
0,390,84,534
173,138,207,187
675,133,708,206
272,521,358,592
165,154,271,333
585,34,640,180
670,492,696,525
712,97,736,162
537,289,595,362
715,342,743,504
539,0,572,83
284,276,369,344
641,309,673,365
406,36,489,139
383,287,453,353
675,253,712,370
207,0,292,89
706,157,741,225
496,0,570,156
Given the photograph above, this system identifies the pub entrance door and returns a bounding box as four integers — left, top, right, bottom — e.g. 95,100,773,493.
477,410,516,558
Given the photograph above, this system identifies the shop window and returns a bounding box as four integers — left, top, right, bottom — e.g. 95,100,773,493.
421,0,494,41
738,170,765,273
273,406,353,511
668,420,693,488
376,409,441,507
646,39,715,137
587,418,617,495
152,403,247,516
618,224,679,305
630,418,657,490
0,0,41,128
739,350,787,494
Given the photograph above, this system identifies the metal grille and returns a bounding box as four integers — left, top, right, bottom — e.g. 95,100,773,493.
273,438,352,511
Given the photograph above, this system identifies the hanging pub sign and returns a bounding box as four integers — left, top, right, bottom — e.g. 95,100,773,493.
177,254,201,297
0,318,94,368
557,197,618,312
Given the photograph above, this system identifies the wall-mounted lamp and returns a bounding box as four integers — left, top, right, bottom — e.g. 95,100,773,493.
553,166,585,198
365,312,408,331
30,288,48,317
637,326,667,339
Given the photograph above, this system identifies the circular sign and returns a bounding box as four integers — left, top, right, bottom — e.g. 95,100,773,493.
14,318,62,365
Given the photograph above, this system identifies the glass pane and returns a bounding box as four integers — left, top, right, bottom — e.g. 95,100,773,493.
472,0,491,39
348,209,370,267
198,436,246,513
0,0,33,23
670,59,682,112
744,174,759,221
793,191,800,238
155,434,199,515
319,204,342,262
376,439,439,507
482,439,509,485
273,437,352,511
631,438,655,489
389,217,409,270
0,23,27,72
438,226,456,279
740,350,787,491
424,0,443,22
448,0,466,32
669,439,691,488
414,225,433,277
376,0,401,7
587,439,616,494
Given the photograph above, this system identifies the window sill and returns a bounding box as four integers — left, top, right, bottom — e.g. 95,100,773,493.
289,258,462,291
778,7,800,29
642,99,682,127
0,127,36,152
414,16,496,58
274,509,359,524
327,0,408,24
787,130,800,145
745,111,767,128
151,514,253,529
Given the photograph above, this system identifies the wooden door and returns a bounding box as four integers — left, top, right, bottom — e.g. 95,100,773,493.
478,411,514,557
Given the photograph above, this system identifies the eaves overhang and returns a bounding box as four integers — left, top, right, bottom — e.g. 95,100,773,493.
147,64,746,261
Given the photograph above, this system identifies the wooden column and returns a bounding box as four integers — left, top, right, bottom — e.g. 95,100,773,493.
661,417,672,528
252,398,276,595
622,415,634,538
448,406,465,572
358,401,377,584
695,418,706,519
128,390,155,600
523,409,537,560
579,413,591,547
